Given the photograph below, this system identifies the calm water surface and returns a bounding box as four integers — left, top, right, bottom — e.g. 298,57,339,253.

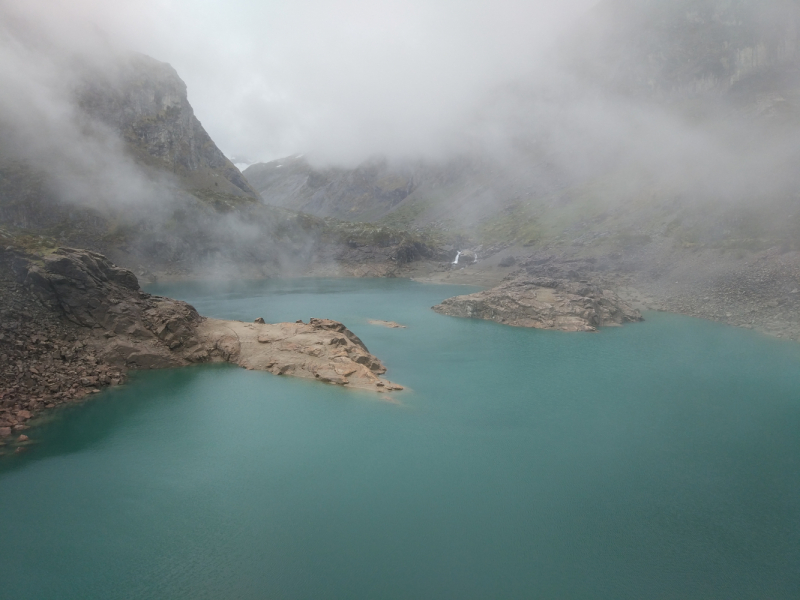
1,278,799,599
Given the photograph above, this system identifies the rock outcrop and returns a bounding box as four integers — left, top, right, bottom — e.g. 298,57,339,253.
11,247,206,368
432,276,642,332
0,247,403,442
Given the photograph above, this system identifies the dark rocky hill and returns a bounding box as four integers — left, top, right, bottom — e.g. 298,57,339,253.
75,53,257,200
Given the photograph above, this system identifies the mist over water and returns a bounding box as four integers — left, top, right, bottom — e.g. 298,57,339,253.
1,279,798,599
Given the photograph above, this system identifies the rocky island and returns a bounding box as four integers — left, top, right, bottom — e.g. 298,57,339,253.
0,246,402,440
433,276,642,331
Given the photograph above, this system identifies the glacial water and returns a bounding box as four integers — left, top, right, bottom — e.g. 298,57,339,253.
1,278,799,599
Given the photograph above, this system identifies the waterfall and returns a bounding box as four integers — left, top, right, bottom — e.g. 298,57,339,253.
453,251,461,265
473,254,478,263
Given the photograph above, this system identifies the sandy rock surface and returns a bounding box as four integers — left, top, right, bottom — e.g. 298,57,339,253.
197,317,403,392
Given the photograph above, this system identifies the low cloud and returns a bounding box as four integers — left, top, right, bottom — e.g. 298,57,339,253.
2,0,599,165
3,0,799,227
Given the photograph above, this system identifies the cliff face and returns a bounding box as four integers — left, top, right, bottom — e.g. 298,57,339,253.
76,53,257,199
0,47,264,275
0,44,295,276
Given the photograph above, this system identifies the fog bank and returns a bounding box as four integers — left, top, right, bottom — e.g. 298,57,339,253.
1,0,600,165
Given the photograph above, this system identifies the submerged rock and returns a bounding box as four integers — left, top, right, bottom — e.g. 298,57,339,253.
432,276,642,332
367,319,407,329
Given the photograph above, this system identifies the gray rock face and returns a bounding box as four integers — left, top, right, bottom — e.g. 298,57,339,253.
432,276,642,332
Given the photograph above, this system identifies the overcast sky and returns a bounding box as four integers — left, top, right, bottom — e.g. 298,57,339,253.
5,0,599,165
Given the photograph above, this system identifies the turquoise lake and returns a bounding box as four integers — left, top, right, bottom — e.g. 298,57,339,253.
1,278,799,599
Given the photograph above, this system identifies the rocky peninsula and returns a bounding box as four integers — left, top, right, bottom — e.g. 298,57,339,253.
196,317,402,391
0,247,402,442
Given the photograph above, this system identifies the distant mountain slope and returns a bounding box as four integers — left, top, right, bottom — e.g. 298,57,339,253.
571,0,800,109
244,152,565,233
244,156,416,220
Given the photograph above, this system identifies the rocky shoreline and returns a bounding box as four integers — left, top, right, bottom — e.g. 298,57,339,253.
5,237,800,451
410,245,800,342
0,247,402,448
